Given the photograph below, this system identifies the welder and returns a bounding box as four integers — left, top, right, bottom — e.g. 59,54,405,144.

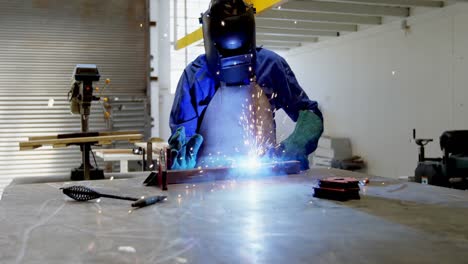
169,0,323,170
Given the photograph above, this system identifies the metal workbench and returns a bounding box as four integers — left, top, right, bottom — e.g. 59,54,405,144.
1,168,468,263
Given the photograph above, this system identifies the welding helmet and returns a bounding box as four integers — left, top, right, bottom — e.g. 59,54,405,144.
200,0,256,85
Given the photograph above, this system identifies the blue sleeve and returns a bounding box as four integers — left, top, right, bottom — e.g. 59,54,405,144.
257,49,323,122
275,56,323,122
169,68,199,139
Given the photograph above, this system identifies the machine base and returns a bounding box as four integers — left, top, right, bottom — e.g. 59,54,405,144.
71,167,105,181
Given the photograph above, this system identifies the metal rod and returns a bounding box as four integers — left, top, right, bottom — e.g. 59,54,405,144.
147,141,153,170
83,144,91,180
81,115,88,133
99,193,138,201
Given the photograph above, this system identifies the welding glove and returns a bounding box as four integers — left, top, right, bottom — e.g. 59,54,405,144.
168,127,204,170
273,110,323,170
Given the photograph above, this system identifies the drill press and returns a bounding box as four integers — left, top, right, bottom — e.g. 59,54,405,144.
68,64,104,181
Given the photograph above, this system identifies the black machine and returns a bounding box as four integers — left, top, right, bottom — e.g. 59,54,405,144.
68,64,104,181
414,129,468,189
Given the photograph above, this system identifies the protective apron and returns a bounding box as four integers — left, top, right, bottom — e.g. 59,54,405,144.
197,83,275,167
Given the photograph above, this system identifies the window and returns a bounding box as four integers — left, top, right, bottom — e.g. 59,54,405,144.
169,0,210,93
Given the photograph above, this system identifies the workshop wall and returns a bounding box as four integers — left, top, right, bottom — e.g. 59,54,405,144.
0,0,149,187
281,2,468,178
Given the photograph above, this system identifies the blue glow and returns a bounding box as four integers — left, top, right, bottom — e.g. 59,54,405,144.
226,154,281,179
223,37,242,49
237,156,262,170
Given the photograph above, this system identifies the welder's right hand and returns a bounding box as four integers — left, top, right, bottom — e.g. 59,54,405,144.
263,110,323,170
168,127,203,170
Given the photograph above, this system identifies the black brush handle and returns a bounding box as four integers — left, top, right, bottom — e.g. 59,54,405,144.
99,193,138,201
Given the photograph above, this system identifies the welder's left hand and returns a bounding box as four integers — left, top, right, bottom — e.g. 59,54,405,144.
168,127,204,170
269,110,323,170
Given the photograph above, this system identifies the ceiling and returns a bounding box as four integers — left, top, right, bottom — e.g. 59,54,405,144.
255,0,446,51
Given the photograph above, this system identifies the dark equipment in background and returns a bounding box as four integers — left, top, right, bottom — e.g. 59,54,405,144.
413,129,468,189
68,64,104,181
331,156,365,171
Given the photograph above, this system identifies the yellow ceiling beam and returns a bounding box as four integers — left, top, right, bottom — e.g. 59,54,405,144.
175,0,283,50
245,0,283,14
175,28,203,51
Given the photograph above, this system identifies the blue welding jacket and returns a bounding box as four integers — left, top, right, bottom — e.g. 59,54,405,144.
170,47,323,139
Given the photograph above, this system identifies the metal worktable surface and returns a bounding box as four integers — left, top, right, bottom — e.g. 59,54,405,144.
1,168,468,264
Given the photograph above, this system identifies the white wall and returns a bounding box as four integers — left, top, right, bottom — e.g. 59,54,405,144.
151,0,209,140
280,3,468,178
150,0,173,139
150,0,160,137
